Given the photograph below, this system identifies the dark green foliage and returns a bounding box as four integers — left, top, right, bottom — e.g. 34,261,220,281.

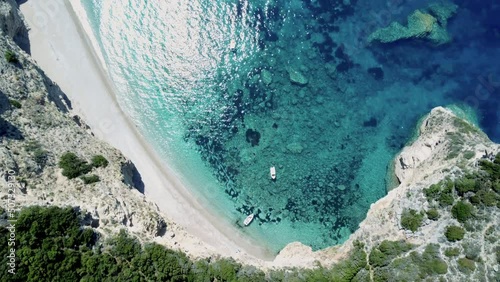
479,154,500,180
476,190,497,206
5,50,18,63
455,178,478,195
9,99,22,108
451,201,473,222
91,155,109,168
400,209,424,232
59,152,92,179
424,180,456,207
424,183,441,201
419,244,448,276
445,225,465,242
81,174,100,184
444,247,460,257
369,240,414,268
328,240,367,281
438,192,454,206
0,206,95,281
371,244,447,281
426,208,439,220
457,257,475,273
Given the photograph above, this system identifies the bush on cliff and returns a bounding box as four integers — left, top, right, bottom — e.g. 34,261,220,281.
400,209,424,232
445,225,465,241
91,155,109,168
451,201,473,222
4,50,18,63
59,152,92,179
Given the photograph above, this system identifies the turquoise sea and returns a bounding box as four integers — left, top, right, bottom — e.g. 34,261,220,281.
79,0,500,253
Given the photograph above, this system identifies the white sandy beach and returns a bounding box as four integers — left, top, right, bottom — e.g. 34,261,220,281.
19,0,275,263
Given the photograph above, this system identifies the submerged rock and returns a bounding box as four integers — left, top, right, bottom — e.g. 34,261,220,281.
261,69,273,85
287,67,309,86
286,142,304,154
368,3,458,46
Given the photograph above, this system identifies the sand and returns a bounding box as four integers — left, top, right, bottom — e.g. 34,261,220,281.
18,0,274,263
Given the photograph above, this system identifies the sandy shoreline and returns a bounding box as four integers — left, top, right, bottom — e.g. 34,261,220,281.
19,0,274,262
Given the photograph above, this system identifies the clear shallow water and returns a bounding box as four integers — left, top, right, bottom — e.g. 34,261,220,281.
79,0,500,252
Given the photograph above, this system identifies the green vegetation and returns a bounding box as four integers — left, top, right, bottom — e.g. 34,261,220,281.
451,201,473,222
369,240,414,267
25,141,49,170
445,225,465,242
463,150,475,159
9,99,21,109
326,240,367,281
0,206,371,282
4,50,18,63
424,180,455,207
444,247,460,257
91,155,109,168
371,243,447,281
457,257,476,273
426,208,439,220
59,152,92,179
81,174,100,184
455,177,477,195
400,209,424,232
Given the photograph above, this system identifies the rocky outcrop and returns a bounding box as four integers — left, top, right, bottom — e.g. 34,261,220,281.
368,2,458,46
274,107,499,269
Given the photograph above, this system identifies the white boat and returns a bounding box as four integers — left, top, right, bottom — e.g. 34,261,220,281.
229,39,236,51
243,214,254,226
270,166,276,179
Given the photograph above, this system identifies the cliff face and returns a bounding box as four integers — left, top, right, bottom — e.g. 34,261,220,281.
0,0,212,258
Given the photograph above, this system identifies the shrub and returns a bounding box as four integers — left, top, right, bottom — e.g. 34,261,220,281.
91,155,109,168
438,193,454,206
400,209,424,232
451,201,473,222
5,50,18,63
59,152,92,179
444,247,460,257
477,190,497,206
426,208,439,220
424,183,441,201
457,258,475,273
455,178,477,195
369,240,413,268
9,99,22,109
445,225,465,242
81,175,100,184
463,151,475,159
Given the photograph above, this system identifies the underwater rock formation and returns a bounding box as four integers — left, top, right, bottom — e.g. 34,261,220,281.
287,67,309,86
368,3,458,46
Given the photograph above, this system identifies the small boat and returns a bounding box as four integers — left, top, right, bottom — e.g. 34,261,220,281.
243,214,254,226
229,39,236,51
270,166,276,180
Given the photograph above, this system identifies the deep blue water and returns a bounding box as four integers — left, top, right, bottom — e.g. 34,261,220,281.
79,0,500,252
